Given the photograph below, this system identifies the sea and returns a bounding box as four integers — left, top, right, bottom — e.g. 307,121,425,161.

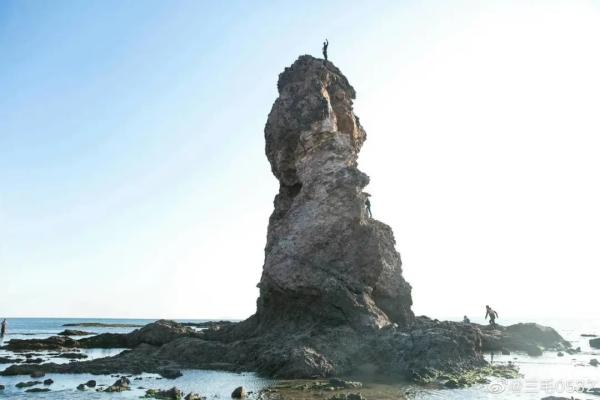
0,317,598,399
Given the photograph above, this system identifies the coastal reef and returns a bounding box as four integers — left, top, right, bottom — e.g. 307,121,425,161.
0,56,570,382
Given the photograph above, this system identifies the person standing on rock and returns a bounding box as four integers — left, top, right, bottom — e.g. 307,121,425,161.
485,305,499,327
322,39,329,61
1,319,6,337
365,196,372,218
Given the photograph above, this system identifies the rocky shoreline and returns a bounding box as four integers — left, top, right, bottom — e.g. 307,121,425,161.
0,318,569,384
0,56,578,388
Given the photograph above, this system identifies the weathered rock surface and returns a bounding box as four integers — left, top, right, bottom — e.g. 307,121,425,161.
479,323,570,355
590,337,600,349
253,54,413,331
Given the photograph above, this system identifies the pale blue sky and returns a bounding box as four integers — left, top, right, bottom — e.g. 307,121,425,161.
2,1,599,320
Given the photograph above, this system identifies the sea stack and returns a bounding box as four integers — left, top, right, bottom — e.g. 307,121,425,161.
254,55,414,331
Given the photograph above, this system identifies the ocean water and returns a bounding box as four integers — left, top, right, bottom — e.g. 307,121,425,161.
0,317,598,399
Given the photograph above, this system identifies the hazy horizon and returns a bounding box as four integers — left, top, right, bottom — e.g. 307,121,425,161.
2,0,599,321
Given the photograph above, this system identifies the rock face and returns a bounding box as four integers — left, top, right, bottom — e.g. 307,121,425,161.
255,55,413,331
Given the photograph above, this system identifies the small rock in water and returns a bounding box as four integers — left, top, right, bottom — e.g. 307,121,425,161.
144,387,184,399
86,380,97,387
158,368,183,379
328,394,366,400
0,385,4,390
581,333,597,337
231,386,246,398
25,387,50,393
16,381,42,388
526,346,543,357
590,358,599,367
590,338,600,349
185,393,205,400
30,371,45,378
77,384,86,391
43,379,54,385
557,352,564,357
103,377,131,392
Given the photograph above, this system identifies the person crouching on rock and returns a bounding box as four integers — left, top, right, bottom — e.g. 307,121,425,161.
485,305,499,327
463,315,471,324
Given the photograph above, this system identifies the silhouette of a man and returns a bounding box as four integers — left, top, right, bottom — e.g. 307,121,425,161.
323,39,329,61
485,305,499,327
365,198,372,218
1,319,6,337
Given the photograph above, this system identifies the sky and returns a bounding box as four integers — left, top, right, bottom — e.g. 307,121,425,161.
1,0,599,321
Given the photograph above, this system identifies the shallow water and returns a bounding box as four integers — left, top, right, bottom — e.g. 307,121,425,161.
0,317,599,399
412,316,600,400
0,370,272,399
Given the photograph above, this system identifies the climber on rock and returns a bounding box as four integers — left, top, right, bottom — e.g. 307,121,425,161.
365,195,372,218
485,305,499,327
322,39,329,61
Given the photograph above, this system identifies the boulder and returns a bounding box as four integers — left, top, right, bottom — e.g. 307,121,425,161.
15,380,42,388
30,371,45,378
144,387,184,399
480,323,569,354
185,393,204,400
25,388,50,393
158,368,183,379
590,338,600,349
103,376,130,392
43,379,53,385
231,386,246,398
590,358,599,367
126,320,198,347
85,380,96,387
